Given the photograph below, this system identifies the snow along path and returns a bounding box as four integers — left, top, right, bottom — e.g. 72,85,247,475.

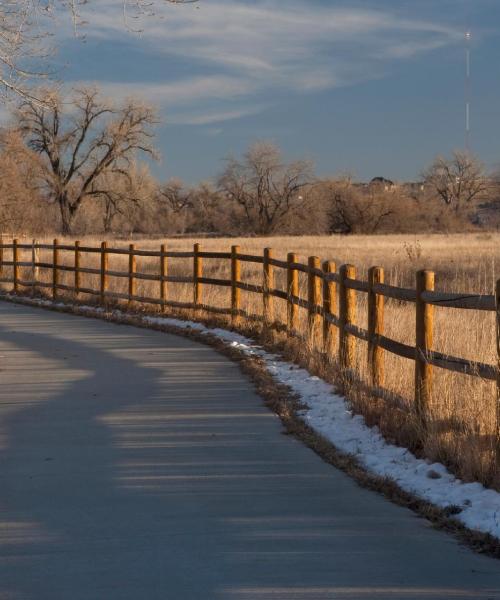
146,317,500,542
1,300,500,600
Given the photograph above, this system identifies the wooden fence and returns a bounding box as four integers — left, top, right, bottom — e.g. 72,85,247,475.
1,238,499,454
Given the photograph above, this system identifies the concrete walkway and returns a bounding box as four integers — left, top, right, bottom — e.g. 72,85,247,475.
0,302,499,600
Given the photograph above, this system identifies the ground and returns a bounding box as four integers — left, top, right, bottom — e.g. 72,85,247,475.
1,302,499,600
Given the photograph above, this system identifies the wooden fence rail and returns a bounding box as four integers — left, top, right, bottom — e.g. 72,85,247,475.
1,238,499,459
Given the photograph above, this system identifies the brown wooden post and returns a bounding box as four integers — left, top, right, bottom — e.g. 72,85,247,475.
52,238,59,300
368,266,385,388
32,239,39,281
415,270,435,430
193,243,202,307
322,260,337,357
160,243,168,314
74,241,81,297
0,235,4,277
12,238,19,293
307,256,321,346
128,244,136,304
263,248,274,324
231,245,241,326
100,241,108,305
495,279,500,467
287,252,299,334
339,264,357,371
31,239,39,295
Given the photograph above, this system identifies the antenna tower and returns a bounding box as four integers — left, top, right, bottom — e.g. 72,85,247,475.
464,29,471,152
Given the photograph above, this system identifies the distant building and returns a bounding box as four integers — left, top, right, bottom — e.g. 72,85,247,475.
403,182,426,198
351,178,426,197
369,177,396,192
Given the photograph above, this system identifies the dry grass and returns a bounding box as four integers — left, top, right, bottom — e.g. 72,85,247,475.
3,232,500,490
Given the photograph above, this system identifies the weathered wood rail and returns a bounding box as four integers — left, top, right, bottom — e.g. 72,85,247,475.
1,238,499,457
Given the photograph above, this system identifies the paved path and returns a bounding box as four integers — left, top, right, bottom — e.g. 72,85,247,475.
0,302,499,600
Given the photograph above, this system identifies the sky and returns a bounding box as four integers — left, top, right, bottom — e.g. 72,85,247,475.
47,0,500,183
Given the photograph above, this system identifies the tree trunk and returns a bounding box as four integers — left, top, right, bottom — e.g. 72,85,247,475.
103,200,114,234
59,197,76,235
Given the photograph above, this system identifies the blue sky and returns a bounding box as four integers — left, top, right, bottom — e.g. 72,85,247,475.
52,0,500,183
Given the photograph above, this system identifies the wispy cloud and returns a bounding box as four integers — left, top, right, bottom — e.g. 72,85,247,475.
167,106,268,126
77,79,266,125
63,0,463,125
91,76,255,105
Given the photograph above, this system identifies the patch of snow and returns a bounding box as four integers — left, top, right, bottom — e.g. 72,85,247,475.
7,296,500,541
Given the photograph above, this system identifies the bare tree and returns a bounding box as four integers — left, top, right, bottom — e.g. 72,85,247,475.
158,178,195,213
95,163,153,234
157,179,234,235
218,142,314,235
156,178,196,233
0,2,51,100
422,151,488,213
0,128,53,233
16,86,157,234
189,181,230,234
0,1,198,100
325,178,394,234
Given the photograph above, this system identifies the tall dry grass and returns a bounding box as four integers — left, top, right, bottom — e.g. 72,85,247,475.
3,233,499,490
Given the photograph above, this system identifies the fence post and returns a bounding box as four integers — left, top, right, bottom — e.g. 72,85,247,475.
74,241,81,297
231,245,241,326
415,270,434,431
287,252,299,335
160,243,168,314
32,239,39,291
496,279,500,467
193,243,202,308
339,264,357,372
13,238,19,293
368,266,385,388
100,241,108,305
31,239,40,288
263,248,274,325
308,256,321,346
128,244,136,304
322,260,337,358
0,235,4,277
52,238,59,300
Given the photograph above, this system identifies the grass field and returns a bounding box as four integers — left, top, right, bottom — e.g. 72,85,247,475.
4,232,500,489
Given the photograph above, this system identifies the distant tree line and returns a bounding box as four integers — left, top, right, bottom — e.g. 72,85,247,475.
0,86,498,237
